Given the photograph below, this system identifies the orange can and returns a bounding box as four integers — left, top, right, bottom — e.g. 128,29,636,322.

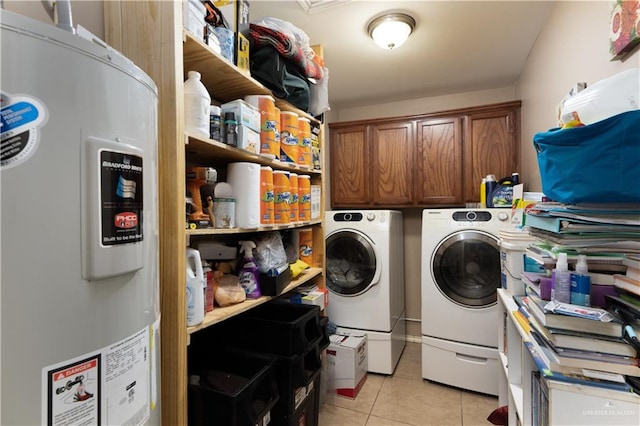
279,111,299,163
299,228,313,266
289,173,299,223
273,170,290,224
298,174,311,222
274,106,281,152
297,117,312,167
245,95,278,159
260,166,274,225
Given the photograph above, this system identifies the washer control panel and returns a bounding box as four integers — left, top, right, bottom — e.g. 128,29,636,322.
452,210,493,222
333,212,363,222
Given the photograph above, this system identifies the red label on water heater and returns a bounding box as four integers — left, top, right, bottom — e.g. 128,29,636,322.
114,212,138,229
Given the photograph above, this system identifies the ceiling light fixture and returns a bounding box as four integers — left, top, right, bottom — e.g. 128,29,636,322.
367,13,416,50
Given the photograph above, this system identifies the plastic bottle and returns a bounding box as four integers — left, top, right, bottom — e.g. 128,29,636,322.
238,240,261,299
560,68,639,127
209,105,222,141
485,174,497,207
479,178,487,208
570,255,591,306
184,71,211,138
551,252,571,304
186,248,205,326
511,172,520,185
224,111,238,146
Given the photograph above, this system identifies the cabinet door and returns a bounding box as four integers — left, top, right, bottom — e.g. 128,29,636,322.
463,108,520,203
330,125,371,207
415,117,463,205
371,121,414,206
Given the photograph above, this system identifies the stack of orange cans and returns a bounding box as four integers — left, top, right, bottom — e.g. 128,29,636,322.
260,166,274,225
298,117,312,167
273,170,290,224
245,95,278,159
279,111,299,163
298,174,311,222
289,173,299,223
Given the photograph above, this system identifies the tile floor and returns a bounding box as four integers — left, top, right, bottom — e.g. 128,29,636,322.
317,341,499,426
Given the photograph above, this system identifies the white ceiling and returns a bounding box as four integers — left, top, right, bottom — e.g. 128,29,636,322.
249,0,556,109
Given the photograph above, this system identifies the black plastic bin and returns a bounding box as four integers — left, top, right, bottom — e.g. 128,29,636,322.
219,301,322,356
271,371,321,426
271,345,322,418
187,348,279,426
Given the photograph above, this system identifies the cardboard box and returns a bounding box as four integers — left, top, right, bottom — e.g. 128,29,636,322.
213,0,250,72
300,288,328,310
326,334,367,399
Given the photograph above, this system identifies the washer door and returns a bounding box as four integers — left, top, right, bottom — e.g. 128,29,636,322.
325,230,380,296
431,230,500,308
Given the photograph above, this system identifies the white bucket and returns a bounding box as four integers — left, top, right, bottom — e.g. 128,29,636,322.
498,228,535,296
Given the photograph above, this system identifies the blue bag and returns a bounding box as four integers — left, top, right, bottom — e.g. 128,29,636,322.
533,110,640,204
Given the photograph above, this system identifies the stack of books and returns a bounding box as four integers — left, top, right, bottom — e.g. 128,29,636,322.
613,254,640,297
514,294,639,392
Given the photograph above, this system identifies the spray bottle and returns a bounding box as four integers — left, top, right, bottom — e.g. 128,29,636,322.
570,255,591,306
551,252,571,304
238,240,261,298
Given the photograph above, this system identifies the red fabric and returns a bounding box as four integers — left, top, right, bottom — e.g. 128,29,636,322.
487,405,508,425
249,24,324,80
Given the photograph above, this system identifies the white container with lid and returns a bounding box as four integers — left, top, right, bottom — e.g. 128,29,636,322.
560,68,639,127
184,70,211,138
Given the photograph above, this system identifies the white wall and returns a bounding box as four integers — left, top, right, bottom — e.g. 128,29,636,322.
517,0,639,192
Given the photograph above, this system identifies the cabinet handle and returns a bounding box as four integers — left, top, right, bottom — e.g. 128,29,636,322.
455,353,488,364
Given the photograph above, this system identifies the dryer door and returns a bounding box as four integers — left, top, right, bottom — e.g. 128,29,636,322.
431,230,500,307
325,230,380,296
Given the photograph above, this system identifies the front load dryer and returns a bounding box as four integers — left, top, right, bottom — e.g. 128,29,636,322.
421,208,512,396
325,210,405,374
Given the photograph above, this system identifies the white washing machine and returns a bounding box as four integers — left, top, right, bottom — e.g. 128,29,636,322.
421,208,512,396
325,210,406,374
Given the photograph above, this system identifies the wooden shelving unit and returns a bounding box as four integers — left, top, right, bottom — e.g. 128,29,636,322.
104,2,326,423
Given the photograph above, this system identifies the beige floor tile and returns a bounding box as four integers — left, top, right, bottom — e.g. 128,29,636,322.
460,391,499,425
325,373,385,414
370,376,463,426
366,414,415,425
392,342,422,381
318,403,369,426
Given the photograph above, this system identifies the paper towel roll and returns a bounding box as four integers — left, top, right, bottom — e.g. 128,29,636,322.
227,162,261,228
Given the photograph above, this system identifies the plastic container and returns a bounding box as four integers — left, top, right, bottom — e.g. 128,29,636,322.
484,174,497,207
213,182,235,229
187,348,279,426
570,254,591,306
560,68,639,127
224,111,238,146
479,178,487,208
219,301,323,356
209,105,221,141
238,241,261,299
551,253,571,304
186,248,205,326
184,71,211,138
498,228,535,296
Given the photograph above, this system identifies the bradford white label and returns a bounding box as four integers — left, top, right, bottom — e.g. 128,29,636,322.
100,150,143,246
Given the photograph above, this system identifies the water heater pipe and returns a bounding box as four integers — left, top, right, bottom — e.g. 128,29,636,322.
54,0,75,33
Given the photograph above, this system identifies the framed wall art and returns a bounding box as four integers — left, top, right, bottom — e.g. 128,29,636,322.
609,0,640,60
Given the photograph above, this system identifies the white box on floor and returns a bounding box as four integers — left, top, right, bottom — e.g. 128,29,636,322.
326,334,367,399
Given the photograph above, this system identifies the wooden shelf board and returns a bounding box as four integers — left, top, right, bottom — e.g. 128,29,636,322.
185,133,322,175
186,267,323,336
187,219,323,236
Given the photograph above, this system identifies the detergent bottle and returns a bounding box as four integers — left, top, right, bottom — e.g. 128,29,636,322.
238,240,261,298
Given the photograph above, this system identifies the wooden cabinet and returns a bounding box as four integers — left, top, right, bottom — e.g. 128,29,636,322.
330,125,370,206
415,117,462,205
463,106,520,203
329,101,521,208
371,121,414,205
104,2,326,423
